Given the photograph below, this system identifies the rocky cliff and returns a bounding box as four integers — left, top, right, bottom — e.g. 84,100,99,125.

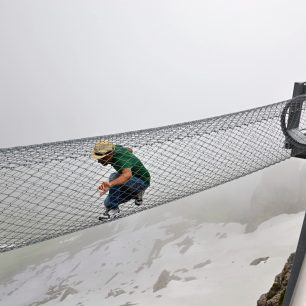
257,253,295,306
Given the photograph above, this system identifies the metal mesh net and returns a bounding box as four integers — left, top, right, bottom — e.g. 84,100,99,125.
0,98,298,252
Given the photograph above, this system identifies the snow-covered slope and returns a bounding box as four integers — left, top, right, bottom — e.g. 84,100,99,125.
0,210,303,306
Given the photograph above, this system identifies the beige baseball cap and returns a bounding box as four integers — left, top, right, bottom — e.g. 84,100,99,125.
92,140,115,160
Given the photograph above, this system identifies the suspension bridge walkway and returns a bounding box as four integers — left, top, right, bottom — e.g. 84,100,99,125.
1,88,306,254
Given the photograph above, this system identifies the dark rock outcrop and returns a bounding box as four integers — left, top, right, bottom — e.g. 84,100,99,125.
153,270,181,292
250,257,269,266
257,253,295,306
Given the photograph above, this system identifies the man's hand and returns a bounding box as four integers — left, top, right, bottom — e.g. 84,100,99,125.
98,181,112,196
98,169,132,196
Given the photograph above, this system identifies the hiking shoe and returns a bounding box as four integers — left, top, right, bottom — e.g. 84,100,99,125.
98,210,110,220
98,208,120,221
134,190,145,206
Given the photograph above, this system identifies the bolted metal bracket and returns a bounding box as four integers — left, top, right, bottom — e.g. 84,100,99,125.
281,82,306,159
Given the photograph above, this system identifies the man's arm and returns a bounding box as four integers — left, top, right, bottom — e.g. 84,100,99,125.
109,168,132,187
99,168,132,195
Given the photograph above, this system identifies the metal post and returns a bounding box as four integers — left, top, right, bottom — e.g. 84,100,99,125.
287,82,306,130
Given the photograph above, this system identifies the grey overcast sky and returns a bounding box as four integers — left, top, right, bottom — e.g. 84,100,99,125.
0,0,306,148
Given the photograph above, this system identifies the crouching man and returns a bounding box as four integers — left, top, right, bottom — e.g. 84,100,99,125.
92,140,150,220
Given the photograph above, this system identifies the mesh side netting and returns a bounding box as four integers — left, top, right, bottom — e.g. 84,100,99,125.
0,99,298,252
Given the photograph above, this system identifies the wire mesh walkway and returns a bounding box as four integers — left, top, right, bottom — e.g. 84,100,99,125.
0,99,296,252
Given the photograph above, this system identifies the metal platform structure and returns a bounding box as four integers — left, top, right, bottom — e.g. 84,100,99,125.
282,82,306,306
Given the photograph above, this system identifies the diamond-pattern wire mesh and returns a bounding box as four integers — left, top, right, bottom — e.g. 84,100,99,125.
0,99,294,252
